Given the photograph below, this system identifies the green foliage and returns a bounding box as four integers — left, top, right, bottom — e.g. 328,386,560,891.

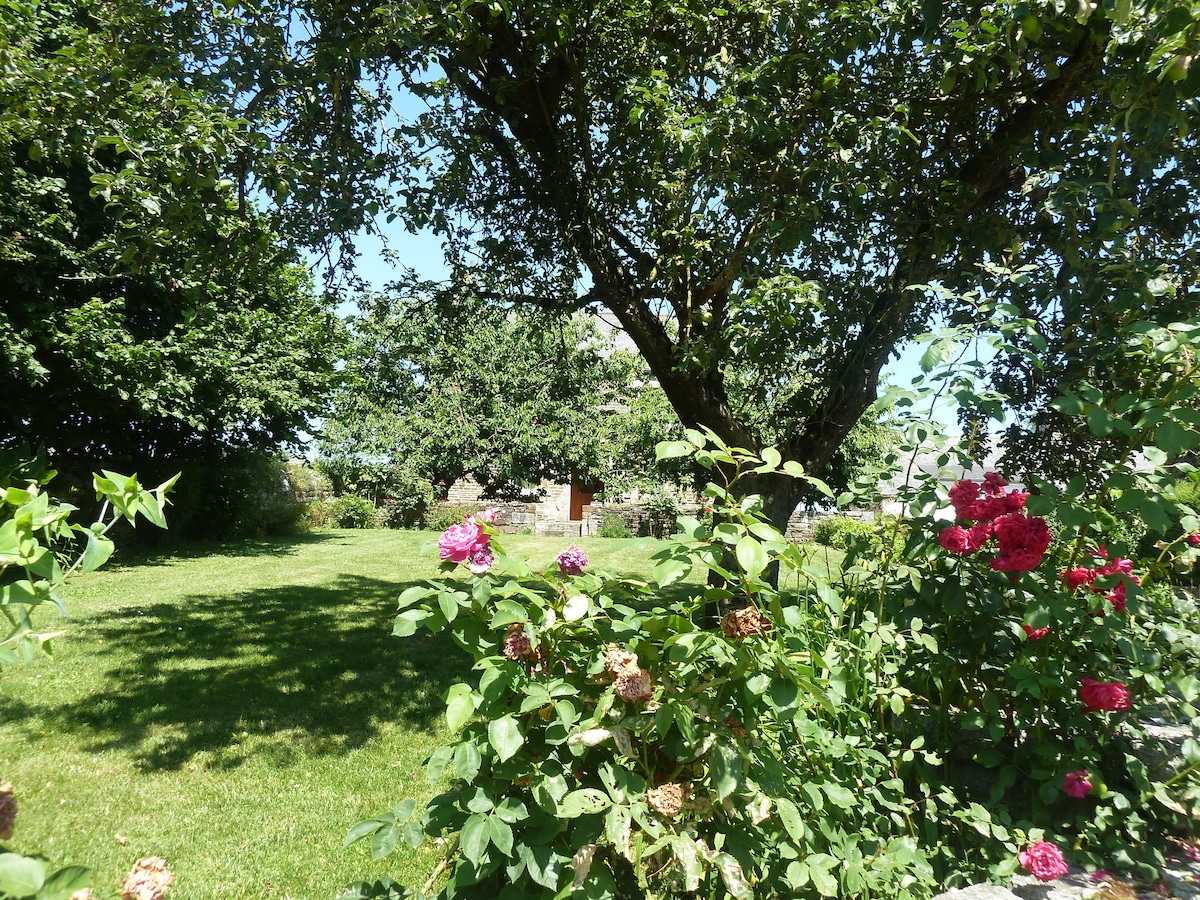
0,456,176,664
380,471,437,530
0,0,344,495
163,0,1200,532
424,505,481,534
320,297,642,500
595,514,633,539
0,456,173,898
351,361,1200,897
639,492,682,540
327,496,382,530
350,431,940,898
811,515,874,550
153,451,309,541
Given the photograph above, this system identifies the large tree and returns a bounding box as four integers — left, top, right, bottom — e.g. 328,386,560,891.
0,0,344,485
131,0,1200,527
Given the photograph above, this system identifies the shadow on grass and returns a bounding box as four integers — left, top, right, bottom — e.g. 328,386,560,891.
104,531,351,571
18,573,467,772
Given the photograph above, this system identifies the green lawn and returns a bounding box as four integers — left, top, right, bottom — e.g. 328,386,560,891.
0,530,689,900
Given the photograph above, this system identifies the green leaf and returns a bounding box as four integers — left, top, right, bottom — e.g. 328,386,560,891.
402,820,425,849
0,854,47,897
1086,407,1118,437
455,741,481,781
557,788,611,818
36,866,91,900
735,536,767,578
345,818,386,847
445,683,476,732
77,531,114,574
774,797,805,844
370,823,400,860
437,591,460,623
459,813,490,865
488,715,523,762
655,440,694,461
652,557,689,587
393,608,433,637
1157,420,1200,455
1051,393,1085,416
489,600,527,628
36,868,90,900
822,782,856,808
710,740,742,801
487,814,514,856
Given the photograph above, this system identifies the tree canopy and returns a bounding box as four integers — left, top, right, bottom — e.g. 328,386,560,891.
0,0,344,488
13,0,1199,528
322,295,655,498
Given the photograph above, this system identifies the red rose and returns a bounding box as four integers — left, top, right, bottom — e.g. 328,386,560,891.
1080,677,1132,713
1019,840,1069,882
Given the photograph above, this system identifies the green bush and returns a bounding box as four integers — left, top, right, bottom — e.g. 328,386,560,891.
596,511,632,538
380,468,436,529
424,502,478,532
326,495,380,529
640,491,681,538
812,514,873,549
348,422,1200,898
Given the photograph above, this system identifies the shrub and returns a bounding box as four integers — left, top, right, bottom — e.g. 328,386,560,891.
812,514,873,549
327,494,380,529
424,503,479,532
596,511,632,538
640,490,681,538
346,421,1200,899
379,468,436,529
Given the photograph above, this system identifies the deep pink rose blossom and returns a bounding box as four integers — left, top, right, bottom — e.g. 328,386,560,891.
438,518,490,565
1063,770,1092,798
1080,678,1132,713
1190,534,1200,546
476,507,498,524
1019,840,1069,882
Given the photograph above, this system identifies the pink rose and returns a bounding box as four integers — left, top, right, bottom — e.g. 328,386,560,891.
1023,624,1049,641
1063,770,1092,798
1019,840,1069,882
476,507,498,524
438,519,486,564
1080,678,1132,713
1189,534,1200,546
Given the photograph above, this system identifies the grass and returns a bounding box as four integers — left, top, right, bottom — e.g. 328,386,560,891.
0,530,693,900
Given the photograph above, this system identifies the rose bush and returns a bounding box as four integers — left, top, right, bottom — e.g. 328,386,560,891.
344,324,1200,897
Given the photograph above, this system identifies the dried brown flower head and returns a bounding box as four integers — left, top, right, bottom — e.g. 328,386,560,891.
118,857,173,900
720,606,772,639
0,780,15,840
646,782,690,818
603,643,638,677
614,667,654,703
503,623,533,660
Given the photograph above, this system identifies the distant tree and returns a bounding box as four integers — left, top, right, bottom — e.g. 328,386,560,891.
320,294,641,498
